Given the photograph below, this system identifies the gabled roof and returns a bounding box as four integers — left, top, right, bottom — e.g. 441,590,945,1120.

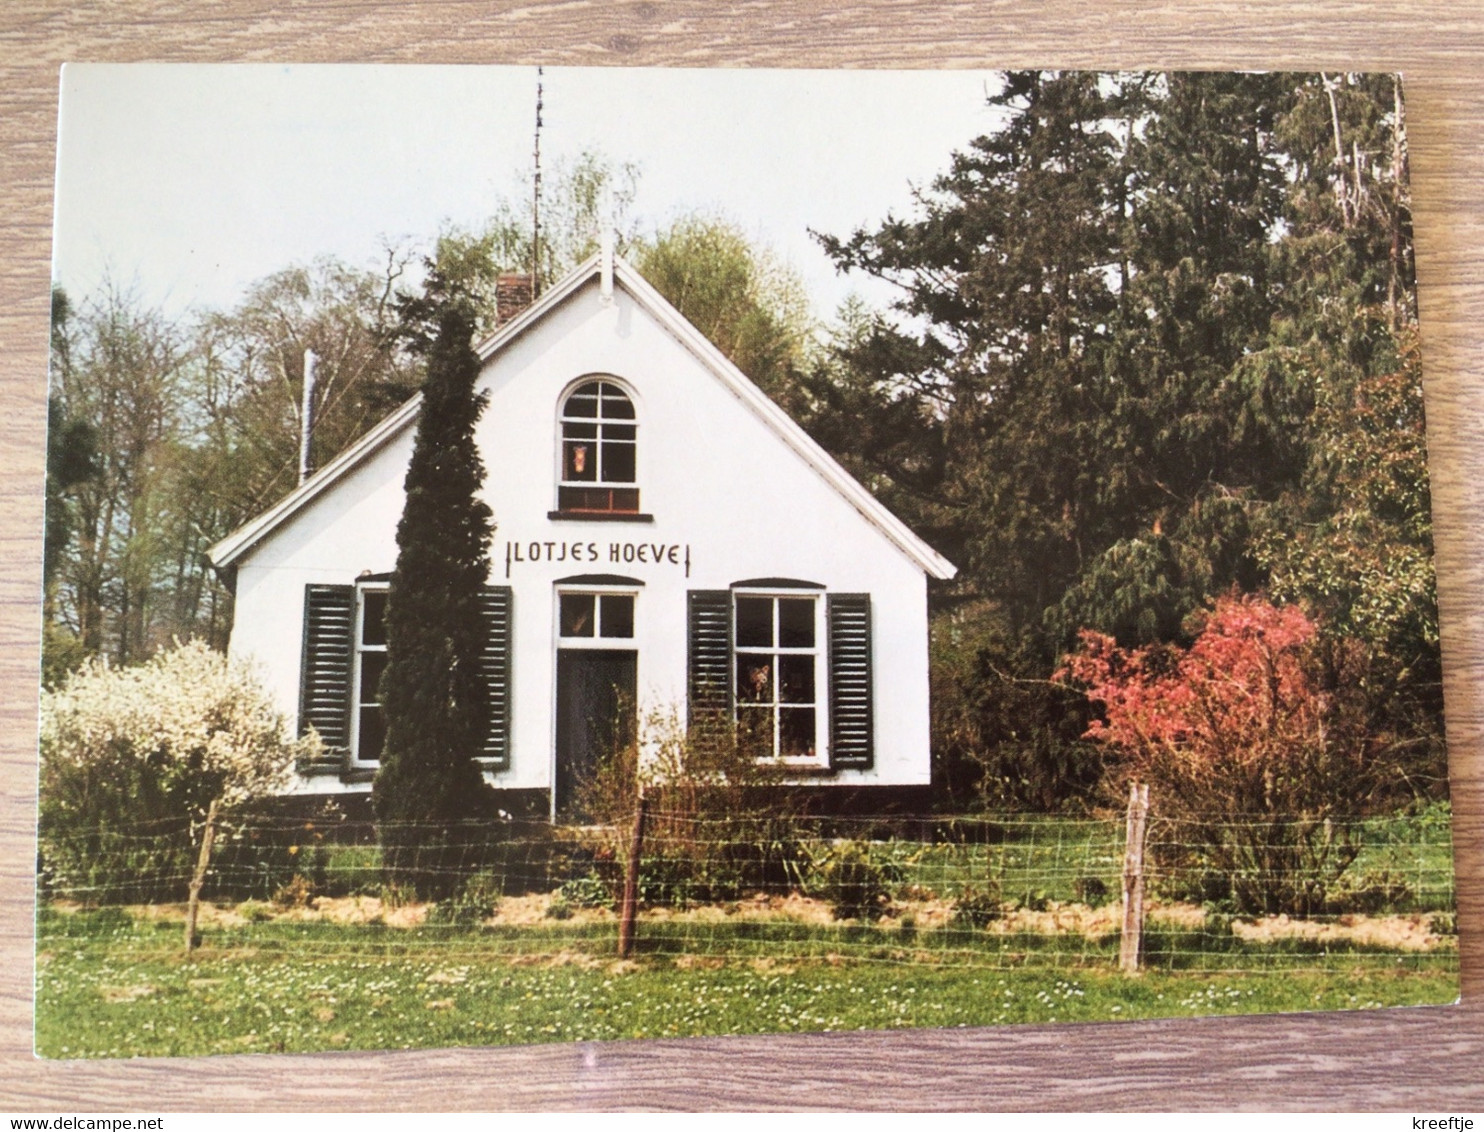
207,254,957,580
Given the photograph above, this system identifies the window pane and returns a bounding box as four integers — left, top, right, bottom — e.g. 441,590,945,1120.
778,598,815,648
778,654,815,704
361,590,388,646
599,594,634,638
600,385,636,419
602,440,636,483
359,651,387,704
564,441,598,482
738,705,774,752
564,386,599,417
736,653,773,703
779,708,816,757
563,420,598,440
604,423,636,441
358,706,385,762
735,597,773,647
560,593,596,637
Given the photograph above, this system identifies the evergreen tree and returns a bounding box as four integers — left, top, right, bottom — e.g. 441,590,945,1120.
813,70,1441,809
816,72,1128,622
373,266,496,896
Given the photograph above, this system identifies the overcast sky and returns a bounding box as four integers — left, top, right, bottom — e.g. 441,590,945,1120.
53,65,1007,327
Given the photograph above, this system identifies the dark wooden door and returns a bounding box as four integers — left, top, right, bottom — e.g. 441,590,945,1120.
554,648,637,819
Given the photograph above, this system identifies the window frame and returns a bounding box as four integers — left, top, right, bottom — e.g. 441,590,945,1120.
554,583,639,651
348,580,389,766
730,588,828,767
555,376,641,516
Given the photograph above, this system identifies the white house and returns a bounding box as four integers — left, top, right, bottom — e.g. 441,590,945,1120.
207,253,956,817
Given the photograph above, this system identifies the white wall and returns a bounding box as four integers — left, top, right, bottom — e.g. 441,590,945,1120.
229,276,934,794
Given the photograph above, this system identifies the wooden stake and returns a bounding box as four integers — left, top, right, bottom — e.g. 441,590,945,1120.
184,796,221,957
1119,782,1150,974
617,791,648,959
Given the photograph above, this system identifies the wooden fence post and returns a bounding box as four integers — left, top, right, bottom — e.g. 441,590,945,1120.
617,791,648,959
184,796,221,957
1119,782,1150,974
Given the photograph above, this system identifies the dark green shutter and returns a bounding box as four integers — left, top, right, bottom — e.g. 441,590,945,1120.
299,583,355,751
827,593,873,769
479,586,514,769
687,590,732,721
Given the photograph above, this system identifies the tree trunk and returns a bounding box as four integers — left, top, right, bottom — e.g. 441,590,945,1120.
184,797,222,956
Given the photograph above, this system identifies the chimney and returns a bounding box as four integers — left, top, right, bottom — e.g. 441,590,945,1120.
495,273,535,326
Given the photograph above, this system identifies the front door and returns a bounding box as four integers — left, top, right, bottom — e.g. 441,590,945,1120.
554,648,637,819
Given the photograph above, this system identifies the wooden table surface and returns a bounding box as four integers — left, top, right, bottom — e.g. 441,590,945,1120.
1,2,1480,1111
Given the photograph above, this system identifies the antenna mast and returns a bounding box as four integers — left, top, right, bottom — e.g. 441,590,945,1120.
532,66,544,297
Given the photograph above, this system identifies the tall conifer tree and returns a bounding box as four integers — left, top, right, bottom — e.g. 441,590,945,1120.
373,267,495,896
814,71,1440,809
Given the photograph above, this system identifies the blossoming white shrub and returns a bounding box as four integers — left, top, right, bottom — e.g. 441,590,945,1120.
39,640,319,902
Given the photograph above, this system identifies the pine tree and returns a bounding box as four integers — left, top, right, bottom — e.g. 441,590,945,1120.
373,266,496,897
814,71,1443,809
815,71,1122,621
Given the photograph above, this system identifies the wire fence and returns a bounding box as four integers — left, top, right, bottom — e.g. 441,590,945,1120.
36,803,1458,973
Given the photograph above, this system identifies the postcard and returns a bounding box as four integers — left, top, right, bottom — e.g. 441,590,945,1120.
37,65,1456,1059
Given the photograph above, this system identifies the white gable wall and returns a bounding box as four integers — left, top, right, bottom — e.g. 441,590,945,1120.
227,275,934,794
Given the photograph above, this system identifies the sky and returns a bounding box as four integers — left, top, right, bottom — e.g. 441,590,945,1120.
52,65,1007,327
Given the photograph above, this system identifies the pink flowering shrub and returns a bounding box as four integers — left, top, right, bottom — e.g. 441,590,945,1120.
1061,595,1403,915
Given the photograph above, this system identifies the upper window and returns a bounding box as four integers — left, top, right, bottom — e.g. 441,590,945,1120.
734,593,821,762
558,379,639,514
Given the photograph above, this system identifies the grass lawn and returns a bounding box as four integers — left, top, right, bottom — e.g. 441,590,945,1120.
35,909,1458,1059
34,808,1456,1059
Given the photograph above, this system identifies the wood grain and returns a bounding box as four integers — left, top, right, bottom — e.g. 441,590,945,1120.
2,2,1481,1110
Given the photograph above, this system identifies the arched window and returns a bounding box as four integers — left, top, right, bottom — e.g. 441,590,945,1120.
558,379,639,514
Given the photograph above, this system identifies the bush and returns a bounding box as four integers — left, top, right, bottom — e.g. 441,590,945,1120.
930,600,1105,812
1062,596,1418,916
1073,875,1109,905
573,708,809,908
1325,869,1413,915
38,642,314,904
553,872,611,910
426,871,502,926
236,900,275,923
811,841,897,921
319,843,384,898
272,875,317,910
951,885,1002,931
1014,888,1052,913
39,905,135,939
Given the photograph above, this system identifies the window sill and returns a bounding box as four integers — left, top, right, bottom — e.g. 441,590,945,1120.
295,750,379,784
547,510,654,523
765,763,837,778
296,753,347,778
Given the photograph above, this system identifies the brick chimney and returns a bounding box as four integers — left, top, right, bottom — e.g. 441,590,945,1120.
495,273,535,326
